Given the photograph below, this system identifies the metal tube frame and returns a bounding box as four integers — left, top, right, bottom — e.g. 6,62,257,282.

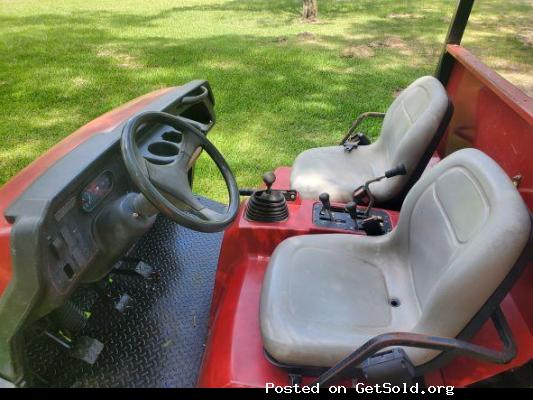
340,112,385,145
435,0,475,85
312,306,515,388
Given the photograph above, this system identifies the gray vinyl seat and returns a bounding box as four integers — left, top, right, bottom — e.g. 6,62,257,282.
290,76,451,203
260,148,531,368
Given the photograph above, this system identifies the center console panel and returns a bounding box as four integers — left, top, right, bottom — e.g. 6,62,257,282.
242,167,398,237
312,203,393,233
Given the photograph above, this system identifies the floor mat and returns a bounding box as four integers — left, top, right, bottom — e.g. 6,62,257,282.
25,208,224,387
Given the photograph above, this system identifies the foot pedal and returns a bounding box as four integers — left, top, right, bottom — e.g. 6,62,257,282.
115,259,157,279
114,293,133,314
44,331,104,365
70,336,104,365
134,261,154,279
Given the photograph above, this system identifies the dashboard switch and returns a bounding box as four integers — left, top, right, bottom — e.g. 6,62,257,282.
50,235,67,259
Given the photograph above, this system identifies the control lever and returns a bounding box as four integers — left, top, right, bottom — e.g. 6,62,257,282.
353,164,407,217
263,171,276,194
238,172,297,201
319,192,333,221
344,201,358,220
245,171,289,222
385,164,407,178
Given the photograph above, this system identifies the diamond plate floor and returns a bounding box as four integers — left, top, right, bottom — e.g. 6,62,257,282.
26,208,224,387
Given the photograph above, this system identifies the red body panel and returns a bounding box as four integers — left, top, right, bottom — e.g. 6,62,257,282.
428,45,533,387
0,87,175,295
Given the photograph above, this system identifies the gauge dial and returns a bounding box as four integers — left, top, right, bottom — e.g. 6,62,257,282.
80,171,114,212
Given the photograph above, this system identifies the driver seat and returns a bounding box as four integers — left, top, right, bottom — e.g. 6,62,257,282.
290,76,452,205
260,148,531,368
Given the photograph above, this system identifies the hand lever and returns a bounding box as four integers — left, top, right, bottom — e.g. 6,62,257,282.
385,164,407,178
319,192,333,221
359,164,408,217
344,201,358,221
263,171,276,194
344,201,359,230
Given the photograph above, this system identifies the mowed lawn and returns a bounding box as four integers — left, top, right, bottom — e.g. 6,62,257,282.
1,0,531,200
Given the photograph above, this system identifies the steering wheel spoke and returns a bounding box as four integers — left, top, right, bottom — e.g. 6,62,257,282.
196,205,228,222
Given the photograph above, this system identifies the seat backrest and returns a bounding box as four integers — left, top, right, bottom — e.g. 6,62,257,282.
392,148,530,365
372,76,451,203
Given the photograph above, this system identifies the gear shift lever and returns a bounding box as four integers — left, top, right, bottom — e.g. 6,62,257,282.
263,171,276,194
245,171,289,222
319,192,333,221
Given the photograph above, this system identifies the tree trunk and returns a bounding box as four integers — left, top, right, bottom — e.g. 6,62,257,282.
302,0,317,21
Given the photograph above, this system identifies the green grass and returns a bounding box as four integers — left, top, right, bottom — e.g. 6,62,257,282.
1,0,531,201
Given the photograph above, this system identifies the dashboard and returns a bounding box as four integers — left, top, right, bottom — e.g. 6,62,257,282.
44,147,129,299
4,81,216,322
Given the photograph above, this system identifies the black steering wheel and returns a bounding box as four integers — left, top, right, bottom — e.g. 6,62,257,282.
121,111,240,233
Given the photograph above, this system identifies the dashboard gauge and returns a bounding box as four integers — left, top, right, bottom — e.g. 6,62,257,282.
80,171,114,212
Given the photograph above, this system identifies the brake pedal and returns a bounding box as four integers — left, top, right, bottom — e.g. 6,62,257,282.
70,336,104,365
44,331,104,365
115,259,157,279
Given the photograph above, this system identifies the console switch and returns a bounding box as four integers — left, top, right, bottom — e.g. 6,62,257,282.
50,235,68,259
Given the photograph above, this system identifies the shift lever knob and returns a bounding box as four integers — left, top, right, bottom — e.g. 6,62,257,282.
345,201,358,220
319,192,332,221
319,192,331,211
385,164,407,178
263,171,276,193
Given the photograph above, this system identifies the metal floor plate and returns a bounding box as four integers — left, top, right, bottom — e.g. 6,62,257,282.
25,206,224,387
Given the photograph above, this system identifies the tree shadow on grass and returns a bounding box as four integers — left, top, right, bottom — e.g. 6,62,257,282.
4,1,524,197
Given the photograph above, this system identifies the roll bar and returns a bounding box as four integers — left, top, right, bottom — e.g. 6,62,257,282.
435,0,475,85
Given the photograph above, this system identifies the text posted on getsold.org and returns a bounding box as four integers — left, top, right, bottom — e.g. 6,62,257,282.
265,382,455,396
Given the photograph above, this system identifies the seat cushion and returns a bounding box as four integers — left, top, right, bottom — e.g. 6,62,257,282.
260,234,420,367
290,76,450,203
290,145,386,203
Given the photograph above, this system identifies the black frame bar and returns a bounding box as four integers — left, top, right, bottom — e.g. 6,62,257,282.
312,307,515,388
435,0,475,85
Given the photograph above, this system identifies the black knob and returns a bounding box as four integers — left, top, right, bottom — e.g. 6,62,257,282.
319,192,331,210
345,201,358,220
385,164,407,178
263,171,276,193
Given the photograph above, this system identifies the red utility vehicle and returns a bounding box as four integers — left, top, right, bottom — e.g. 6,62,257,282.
0,0,531,388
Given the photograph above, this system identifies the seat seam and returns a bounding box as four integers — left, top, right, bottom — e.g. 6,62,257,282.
433,183,460,245
401,99,414,125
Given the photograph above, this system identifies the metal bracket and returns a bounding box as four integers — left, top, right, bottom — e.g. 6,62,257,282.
288,373,303,387
343,137,360,152
340,112,385,145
